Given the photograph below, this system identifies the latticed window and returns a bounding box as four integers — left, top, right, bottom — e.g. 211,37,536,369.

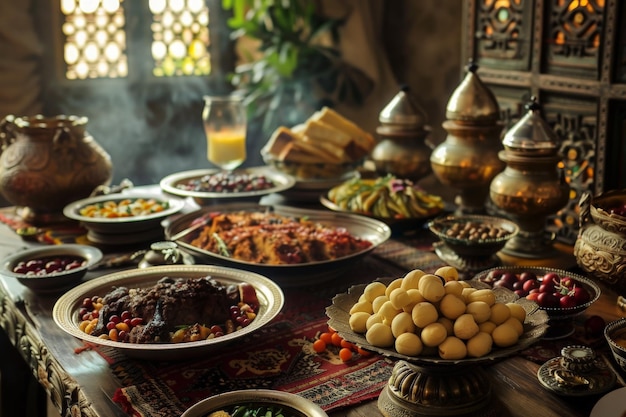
58,0,212,80
463,0,624,245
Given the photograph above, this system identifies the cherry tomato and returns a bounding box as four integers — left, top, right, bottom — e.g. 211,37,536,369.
313,339,327,353
339,347,353,362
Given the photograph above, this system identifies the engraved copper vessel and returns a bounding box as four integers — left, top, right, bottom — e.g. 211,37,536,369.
430,62,505,213
574,189,626,290
489,98,570,258
0,115,113,223
371,85,433,181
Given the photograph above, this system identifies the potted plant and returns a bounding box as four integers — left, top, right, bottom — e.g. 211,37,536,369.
221,0,370,136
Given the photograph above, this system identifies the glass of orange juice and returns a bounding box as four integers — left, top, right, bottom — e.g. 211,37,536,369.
202,95,247,171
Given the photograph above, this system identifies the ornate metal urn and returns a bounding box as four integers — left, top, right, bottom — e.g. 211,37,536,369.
430,62,505,213
0,115,113,224
489,98,570,258
371,85,433,181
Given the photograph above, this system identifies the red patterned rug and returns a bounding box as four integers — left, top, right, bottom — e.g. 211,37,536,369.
106,317,394,416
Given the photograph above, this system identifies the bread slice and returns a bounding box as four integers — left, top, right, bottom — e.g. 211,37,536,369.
312,107,375,153
302,119,353,147
291,137,344,162
262,126,295,157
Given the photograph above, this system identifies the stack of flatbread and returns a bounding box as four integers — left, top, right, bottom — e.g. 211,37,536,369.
262,107,375,164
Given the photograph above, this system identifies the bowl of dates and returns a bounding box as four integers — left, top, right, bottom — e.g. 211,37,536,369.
475,267,600,338
53,264,284,360
1,244,103,293
181,389,328,417
428,214,519,257
159,166,296,205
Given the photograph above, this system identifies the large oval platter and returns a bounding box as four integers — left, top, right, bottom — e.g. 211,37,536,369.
53,265,284,361
326,278,549,366
159,166,296,205
164,203,392,287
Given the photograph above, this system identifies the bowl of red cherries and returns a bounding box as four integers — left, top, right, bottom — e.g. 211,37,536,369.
475,266,601,339
1,244,103,293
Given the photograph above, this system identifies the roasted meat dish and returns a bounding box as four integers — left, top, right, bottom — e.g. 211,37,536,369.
91,276,239,343
189,211,373,265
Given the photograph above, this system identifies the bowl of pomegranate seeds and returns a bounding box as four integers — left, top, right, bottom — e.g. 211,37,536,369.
1,244,103,293
475,266,600,339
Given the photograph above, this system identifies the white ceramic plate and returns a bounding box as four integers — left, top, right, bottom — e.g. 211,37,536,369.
182,389,328,417
53,265,284,360
590,386,626,417
63,193,185,234
164,203,391,287
159,166,296,205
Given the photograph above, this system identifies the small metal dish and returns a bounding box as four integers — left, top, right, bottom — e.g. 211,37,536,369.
428,214,519,257
181,389,328,417
1,244,103,293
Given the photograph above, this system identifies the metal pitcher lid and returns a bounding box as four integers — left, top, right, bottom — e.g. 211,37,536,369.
502,97,560,153
445,61,500,124
379,85,427,129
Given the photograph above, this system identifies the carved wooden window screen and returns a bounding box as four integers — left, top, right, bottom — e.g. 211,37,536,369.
463,0,625,244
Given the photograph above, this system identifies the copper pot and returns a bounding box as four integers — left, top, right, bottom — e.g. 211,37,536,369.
0,115,113,223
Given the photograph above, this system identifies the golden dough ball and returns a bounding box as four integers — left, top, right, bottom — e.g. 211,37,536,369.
395,332,423,356
378,300,402,323
490,302,511,325
349,300,373,315
437,317,454,336
466,301,491,324
401,269,426,290
358,293,367,303
366,313,384,330
391,311,416,338
389,287,412,310
506,302,527,323
385,278,404,298
492,322,519,347
372,295,389,314
459,280,472,288
421,322,448,347
366,322,394,348
439,293,467,320
467,289,496,306
503,316,524,336
402,289,425,312
478,321,497,334
444,280,464,297
411,302,439,328
466,331,493,358
461,287,477,301
349,311,371,333
438,336,467,360
418,274,445,303
363,281,387,303
453,313,480,340
434,266,459,282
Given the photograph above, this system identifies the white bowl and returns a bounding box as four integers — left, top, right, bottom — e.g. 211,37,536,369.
181,389,328,417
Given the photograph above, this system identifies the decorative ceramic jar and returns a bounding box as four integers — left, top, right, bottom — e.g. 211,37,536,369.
574,189,626,291
371,85,433,181
430,62,505,213
0,115,113,223
489,98,570,258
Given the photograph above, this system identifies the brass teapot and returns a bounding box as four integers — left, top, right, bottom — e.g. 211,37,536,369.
0,115,113,223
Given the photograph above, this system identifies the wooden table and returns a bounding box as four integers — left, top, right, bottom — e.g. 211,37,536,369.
0,204,624,417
